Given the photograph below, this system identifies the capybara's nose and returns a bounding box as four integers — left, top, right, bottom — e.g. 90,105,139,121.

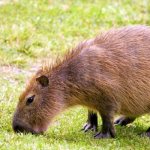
13,121,25,133
12,119,38,134
13,124,23,133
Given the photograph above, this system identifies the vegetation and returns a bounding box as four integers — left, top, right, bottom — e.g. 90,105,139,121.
0,0,150,149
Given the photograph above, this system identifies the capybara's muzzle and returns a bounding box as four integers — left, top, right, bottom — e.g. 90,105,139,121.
12,118,38,134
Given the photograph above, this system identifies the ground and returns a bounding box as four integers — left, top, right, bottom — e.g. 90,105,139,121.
0,0,150,149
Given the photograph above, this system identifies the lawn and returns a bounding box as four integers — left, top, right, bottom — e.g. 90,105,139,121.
0,0,150,149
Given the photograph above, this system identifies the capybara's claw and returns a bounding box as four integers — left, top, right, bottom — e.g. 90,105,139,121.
82,123,97,132
114,116,135,126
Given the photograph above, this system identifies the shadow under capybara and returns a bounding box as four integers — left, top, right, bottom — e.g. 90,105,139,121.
13,25,150,138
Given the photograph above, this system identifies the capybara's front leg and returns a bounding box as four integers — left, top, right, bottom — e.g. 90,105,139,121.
82,110,98,132
94,113,115,139
114,116,136,126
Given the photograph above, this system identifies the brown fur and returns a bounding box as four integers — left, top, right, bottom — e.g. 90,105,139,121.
13,25,150,136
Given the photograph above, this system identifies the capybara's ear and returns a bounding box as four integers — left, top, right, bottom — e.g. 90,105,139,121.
36,75,49,87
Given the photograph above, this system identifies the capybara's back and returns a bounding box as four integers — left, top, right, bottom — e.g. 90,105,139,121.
80,26,150,116
13,25,150,138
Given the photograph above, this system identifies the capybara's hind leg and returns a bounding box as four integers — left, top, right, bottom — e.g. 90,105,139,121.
82,110,98,132
114,116,135,126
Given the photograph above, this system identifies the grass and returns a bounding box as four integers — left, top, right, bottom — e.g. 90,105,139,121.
0,0,150,149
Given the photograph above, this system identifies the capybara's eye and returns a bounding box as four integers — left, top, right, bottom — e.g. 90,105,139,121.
26,95,35,105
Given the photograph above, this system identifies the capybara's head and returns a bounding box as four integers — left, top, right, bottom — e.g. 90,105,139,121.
12,71,63,134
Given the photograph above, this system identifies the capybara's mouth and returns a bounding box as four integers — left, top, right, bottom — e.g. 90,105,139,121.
12,119,44,134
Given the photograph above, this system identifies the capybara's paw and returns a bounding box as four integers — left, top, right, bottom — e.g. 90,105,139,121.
140,132,150,138
140,128,150,138
94,132,114,139
144,131,150,137
114,116,135,126
82,122,97,132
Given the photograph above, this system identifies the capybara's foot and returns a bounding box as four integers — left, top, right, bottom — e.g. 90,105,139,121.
94,112,115,139
94,131,115,139
114,116,135,126
82,110,98,132
145,127,150,137
140,127,150,138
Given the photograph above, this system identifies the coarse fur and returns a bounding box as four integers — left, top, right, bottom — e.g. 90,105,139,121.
13,25,150,138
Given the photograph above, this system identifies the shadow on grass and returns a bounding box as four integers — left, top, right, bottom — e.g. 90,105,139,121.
43,124,149,142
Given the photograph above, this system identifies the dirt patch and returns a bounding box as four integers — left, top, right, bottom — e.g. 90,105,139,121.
0,65,28,75
0,57,55,84
0,64,40,85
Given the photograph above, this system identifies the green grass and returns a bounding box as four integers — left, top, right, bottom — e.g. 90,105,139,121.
0,0,150,149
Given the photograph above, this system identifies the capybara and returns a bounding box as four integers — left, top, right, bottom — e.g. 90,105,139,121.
13,25,150,138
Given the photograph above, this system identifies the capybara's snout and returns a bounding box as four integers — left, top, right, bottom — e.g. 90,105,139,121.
13,120,25,133
12,117,38,134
